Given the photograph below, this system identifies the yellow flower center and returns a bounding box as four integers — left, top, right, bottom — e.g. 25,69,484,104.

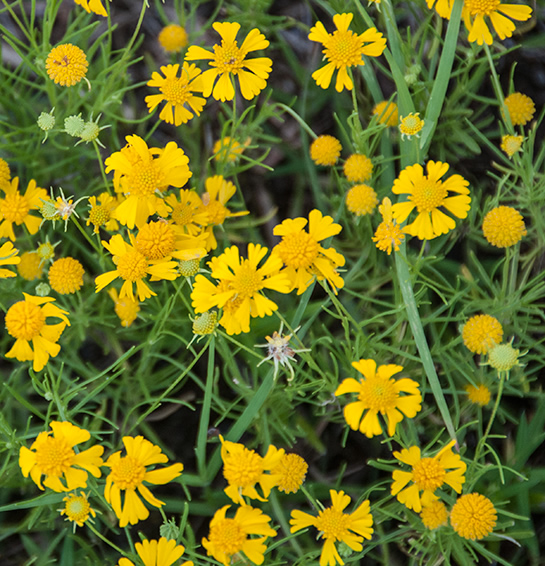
136,221,176,259
208,518,246,555
160,76,191,105
2,191,30,224
314,507,349,541
276,232,319,270
203,200,228,225
109,456,146,490
89,204,111,228
213,42,244,74
64,493,92,523
34,435,75,476
233,261,263,299
223,447,264,488
357,375,397,412
325,30,362,68
464,0,500,16
410,179,447,213
116,249,149,282
171,203,194,226
5,300,46,340
129,163,162,197
412,457,446,491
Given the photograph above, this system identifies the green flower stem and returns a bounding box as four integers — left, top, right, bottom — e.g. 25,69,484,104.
196,336,215,478
70,216,101,255
484,43,513,132
394,250,457,443
276,103,317,139
87,523,126,555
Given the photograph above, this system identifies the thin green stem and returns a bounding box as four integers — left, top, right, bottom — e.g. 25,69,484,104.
196,336,215,477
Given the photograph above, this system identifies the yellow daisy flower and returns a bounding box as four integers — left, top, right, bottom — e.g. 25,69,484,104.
17,251,44,281
0,241,20,278
420,500,448,530
220,437,284,505
48,257,85,295
391,160,471,240
104,436,184,527
5,293,70,372
135,220,207,261
19,421,104,492
271,209,345,295
308,13,386,92
118,537,193,566
60,491,96,528
105,135,192,229
0,177,48,241
462,0,532,46
158,24,188,53
86,192,119,233
95,233,179,302
290,489,373,566
73,0,107,16
391,440,466,512
462,314,503,354
399,112,425,139
202,505,277,566
272,453,308,494
335,359,421,438
185,22,272,101
146,63,206,126
426,0,455,19
372,197,405,254
45,44,89,86
191,243,290,335
164,188,208,236
108,288,140,328
500,134,523,157
450,493,497,540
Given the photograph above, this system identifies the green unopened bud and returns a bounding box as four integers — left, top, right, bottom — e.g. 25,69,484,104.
488,342,521,376
64,114,85,137
38,109,55,131
79,121,100,142
35,282,51,297
159,518,180,541
404,64,421,86
193,311,217,336
179,258,201,277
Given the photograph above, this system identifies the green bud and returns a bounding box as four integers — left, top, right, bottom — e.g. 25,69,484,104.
38,109,55,132
79,121,100,142
179,258,201,277
159,518,180,541
35,282,51,297
64,114,85,137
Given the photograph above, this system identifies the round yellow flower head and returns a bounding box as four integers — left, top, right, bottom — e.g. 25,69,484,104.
272,453,308,494
346,184,378,216
462,314,503,355
503,92,535,126
158,24,188,52
450,493,497,540
343,153,373,183
0,157,11,189
372,197,405,255
500,134,523,158
46,44,89,87
17,252,44,281
136,220,176,260
399,112,424,139
488,342,521,376
310,135,342,166
420,500,448,530
372,100,398,126
48,257,85,294
60,491,96,528
465,384,491,406
482,205,526,248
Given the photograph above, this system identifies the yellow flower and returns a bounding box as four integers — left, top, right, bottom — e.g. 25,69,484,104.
0,177,48,241
391,440,466,512
391,161,471,240
335,359,421,438
420,500,448,530
372,100,398,126
426,0,454,19
48,257,85,295
308,13,386,92
17,252,44,281
220,437,284,504
271,209,345,295
346,184,378,216
19,421,103,492
95,233,179,302
272,453,308,494
213,136,249,162
482,205,527,248
118,537,193,566
108,288,140,328
104,436,184,527
158,24,188,52
0,241,20,278
136,220,206,261
399,112,425,139
5,293,70,372
343,153,373,183
0,157,11,189
503,92,535,126
462,0,532,46
202,504,277,566
500,134,523,157
372,197,405,254
45,44,89,86
290,489,373,566
146,63,206,126
450,493,497,540
462,314,503,354
465,384,491,406
185,22,272,101
310,135,342,166
60,491,96,528
73,0,107,16
105,135,192,229
86,193,119,233
192,243,290,335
